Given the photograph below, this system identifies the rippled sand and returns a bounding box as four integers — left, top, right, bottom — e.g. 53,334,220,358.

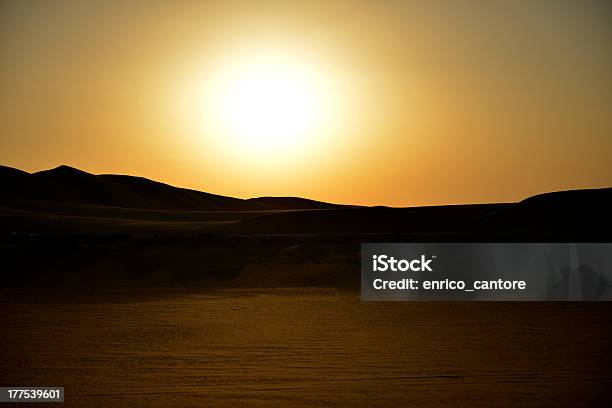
1,289,611,407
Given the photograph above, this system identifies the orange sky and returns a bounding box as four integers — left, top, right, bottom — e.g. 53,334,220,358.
1,0,611,206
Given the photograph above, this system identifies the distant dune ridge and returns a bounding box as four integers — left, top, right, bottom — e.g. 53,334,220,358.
0,164,611,236
0,164,611,288
0,164,342,211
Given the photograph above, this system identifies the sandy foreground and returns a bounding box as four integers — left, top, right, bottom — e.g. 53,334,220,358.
1,288,611,407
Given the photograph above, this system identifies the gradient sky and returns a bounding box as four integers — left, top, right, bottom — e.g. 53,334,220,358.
1,0,611,206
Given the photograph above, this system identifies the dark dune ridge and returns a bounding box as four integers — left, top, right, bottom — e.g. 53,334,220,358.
2,164,611,235
1,164,611,288
0,164,343,211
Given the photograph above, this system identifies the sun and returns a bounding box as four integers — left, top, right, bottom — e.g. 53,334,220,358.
199,52,338,161
218,63,320,151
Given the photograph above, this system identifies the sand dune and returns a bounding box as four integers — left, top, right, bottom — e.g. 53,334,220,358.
1,164,610,289
0,164,343,211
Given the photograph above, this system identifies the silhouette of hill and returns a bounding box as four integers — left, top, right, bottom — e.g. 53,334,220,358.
245,196,341,210
472,187,612,232
0,165,343,211
218,187,611,236
1,164,610,238
1,163,610,288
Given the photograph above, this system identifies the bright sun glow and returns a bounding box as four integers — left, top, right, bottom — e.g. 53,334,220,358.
198,52,339,162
